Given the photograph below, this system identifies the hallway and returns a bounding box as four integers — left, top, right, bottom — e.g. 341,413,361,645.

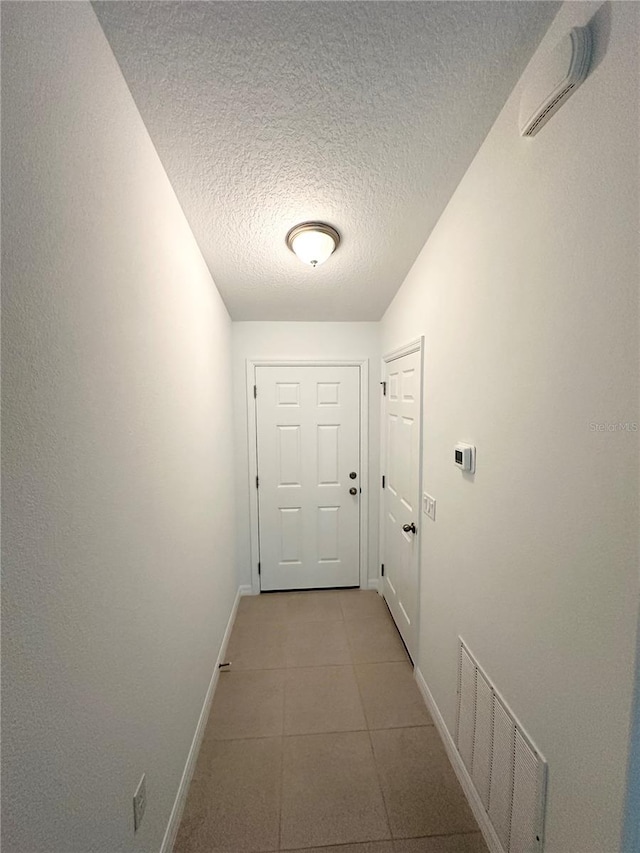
174,590,488,853
4,3,639,852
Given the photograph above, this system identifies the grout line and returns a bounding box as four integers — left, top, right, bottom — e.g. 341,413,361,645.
222,658,409,671
278,840,390,853
208,724,435,743
234,619,346,626
278,718,284,851
264,827,484,853
349,643,394,843
225,661,405,672
396,829,484,840
365,725,394,841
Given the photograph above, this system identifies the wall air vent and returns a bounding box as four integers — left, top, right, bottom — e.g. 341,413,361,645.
456,639,547,853
519,26,591,137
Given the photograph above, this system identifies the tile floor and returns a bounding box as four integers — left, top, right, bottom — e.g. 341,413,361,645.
174,589,488,853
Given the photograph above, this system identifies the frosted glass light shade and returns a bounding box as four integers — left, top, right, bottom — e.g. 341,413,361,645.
286,222,340,267
291,230,335,267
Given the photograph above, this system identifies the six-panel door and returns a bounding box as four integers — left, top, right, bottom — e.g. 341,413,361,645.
255,365,361,591
382,349,421,659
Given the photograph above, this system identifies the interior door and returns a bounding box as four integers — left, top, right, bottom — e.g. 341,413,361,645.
382,348,421,660
256,365,361,591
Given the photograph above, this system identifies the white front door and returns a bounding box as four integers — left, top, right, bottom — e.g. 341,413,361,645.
256,365,361,591
382,348,422,660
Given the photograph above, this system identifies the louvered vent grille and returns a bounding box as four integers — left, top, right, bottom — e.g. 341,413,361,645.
472,671,493,809
456,640,547,853
523,84,575,136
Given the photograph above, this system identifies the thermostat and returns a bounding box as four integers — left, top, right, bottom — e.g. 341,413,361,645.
454,443,475,473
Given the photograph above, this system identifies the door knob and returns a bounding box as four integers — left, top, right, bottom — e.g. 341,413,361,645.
402,522,417,534
349,471,357,479
349,487,358,495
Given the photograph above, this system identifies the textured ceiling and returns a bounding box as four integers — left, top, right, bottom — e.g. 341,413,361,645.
93,1,558,321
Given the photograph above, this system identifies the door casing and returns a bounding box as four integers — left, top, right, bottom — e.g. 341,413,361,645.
246,359,369,594
379,337,424,665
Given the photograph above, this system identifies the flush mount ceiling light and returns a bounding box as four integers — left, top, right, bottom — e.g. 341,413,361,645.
286,222,340,268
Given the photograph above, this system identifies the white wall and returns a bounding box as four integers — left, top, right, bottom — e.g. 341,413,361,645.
1,3,237,852
232,322,380,588
381,3,639,852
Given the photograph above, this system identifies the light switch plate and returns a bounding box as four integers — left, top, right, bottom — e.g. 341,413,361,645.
423,492,436,521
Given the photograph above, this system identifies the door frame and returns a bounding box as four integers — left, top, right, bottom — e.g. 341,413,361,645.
379,337,425,662
246,359,369,595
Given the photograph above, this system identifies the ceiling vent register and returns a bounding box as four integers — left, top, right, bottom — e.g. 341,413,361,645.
456,639,548,853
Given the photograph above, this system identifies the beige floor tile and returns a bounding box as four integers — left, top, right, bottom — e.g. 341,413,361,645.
174,737,282,853
204,669,285,740
235,591,291,624
371,727,478,839
173,775,210,853
346,616,409,664
281,731,391,849
393,833,488,853
285,590,344,622
340,589,391,620
286,619,352,667
286,844,394,853
356,662,433,729
284,665,367,735
180,591,483,853
226,620,288,670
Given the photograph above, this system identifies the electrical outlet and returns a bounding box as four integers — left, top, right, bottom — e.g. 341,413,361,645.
423,492,436,521
133,774,146,832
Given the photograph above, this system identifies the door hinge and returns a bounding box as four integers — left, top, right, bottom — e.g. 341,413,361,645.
253,384,257,399
381,563,385,577
382,475,385,489
380,381,386,396
256,475,259,489
258,562,261,575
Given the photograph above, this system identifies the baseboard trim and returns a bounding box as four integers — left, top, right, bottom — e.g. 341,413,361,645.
414,666,505,853
159,584,251,853
367,577,382,592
